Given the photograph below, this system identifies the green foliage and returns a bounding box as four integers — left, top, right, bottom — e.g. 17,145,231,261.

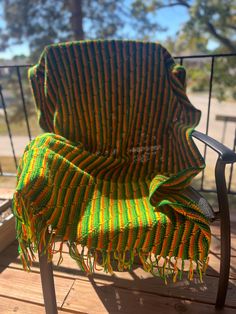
156,1,236,101
213,56,236,101
184,0,236,52
0,0,164,60
1,0,235,57
151,0,236,53
0,0,235,112
187,66,210,93
183,56,236,102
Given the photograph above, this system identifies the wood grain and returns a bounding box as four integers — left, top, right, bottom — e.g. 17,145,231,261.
0,266,74,307
0,296,82,314
63,279,236,314
0,215,16,253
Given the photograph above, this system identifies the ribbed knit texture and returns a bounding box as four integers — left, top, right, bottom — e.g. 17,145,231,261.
13,40,210,281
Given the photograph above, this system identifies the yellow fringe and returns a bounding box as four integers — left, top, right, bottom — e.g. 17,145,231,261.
17,231,209,283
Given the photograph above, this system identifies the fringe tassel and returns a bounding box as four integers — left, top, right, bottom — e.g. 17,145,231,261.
17,235,210,282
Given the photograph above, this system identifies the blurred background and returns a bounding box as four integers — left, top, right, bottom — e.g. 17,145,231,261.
0,0,235,201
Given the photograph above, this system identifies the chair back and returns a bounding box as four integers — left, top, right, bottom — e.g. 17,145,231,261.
29,40,202,178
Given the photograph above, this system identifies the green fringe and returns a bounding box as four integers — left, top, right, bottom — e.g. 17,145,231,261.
17,232,208,283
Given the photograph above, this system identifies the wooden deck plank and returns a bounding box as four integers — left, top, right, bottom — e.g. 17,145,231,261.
0,296,80,314
1,249,236,308
63,279,236,314
0,267,74,308
0,188,14,199
0,215,16,253
0,261,236,313
100,268,236,307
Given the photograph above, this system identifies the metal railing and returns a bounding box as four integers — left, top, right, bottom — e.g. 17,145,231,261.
177,53,236,194
0,53,236,194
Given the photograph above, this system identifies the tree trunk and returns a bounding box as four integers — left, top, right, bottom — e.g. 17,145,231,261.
69,0,84,40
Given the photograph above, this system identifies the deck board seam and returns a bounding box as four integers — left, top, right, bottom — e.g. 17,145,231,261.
0,294,85,314
61,279,77,310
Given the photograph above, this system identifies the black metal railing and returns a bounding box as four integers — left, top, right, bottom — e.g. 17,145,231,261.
177,53,236,193
0,53,236,194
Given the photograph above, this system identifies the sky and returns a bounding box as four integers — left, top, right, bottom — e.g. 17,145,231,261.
0,2,217,60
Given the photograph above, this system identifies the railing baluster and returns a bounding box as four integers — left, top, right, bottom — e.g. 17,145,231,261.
16,66,32,140
228,129,236,192
201,56,215,191
0,84,18,169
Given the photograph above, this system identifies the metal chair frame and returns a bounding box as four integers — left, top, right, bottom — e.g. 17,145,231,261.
39,130,236,313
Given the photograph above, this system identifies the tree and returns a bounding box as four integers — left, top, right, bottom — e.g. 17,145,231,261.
1,0,235,58
138,1,235,100
144,0,236,53
0,0,165,127
0,0,235,113
0,0,164,60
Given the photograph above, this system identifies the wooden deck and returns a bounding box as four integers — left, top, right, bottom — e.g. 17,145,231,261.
0,218,235,314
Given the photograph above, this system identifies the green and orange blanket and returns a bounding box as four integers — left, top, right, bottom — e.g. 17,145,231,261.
13,40,211,281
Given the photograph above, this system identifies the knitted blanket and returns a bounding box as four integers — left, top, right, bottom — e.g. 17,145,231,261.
13,40,211,281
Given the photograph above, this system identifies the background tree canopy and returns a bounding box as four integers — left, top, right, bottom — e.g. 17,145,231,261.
152,0,236,54
0,0,235,107
0,0,235,59
0,0,163,59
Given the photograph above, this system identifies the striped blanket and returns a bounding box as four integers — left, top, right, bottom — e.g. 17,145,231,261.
13,40,211,281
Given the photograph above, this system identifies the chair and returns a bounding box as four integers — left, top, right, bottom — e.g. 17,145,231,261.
12,40,236,313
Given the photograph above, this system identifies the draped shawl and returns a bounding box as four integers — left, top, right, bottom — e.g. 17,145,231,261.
13,40,210,281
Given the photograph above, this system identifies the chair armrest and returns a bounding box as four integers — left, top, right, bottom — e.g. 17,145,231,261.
192,130,236,163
